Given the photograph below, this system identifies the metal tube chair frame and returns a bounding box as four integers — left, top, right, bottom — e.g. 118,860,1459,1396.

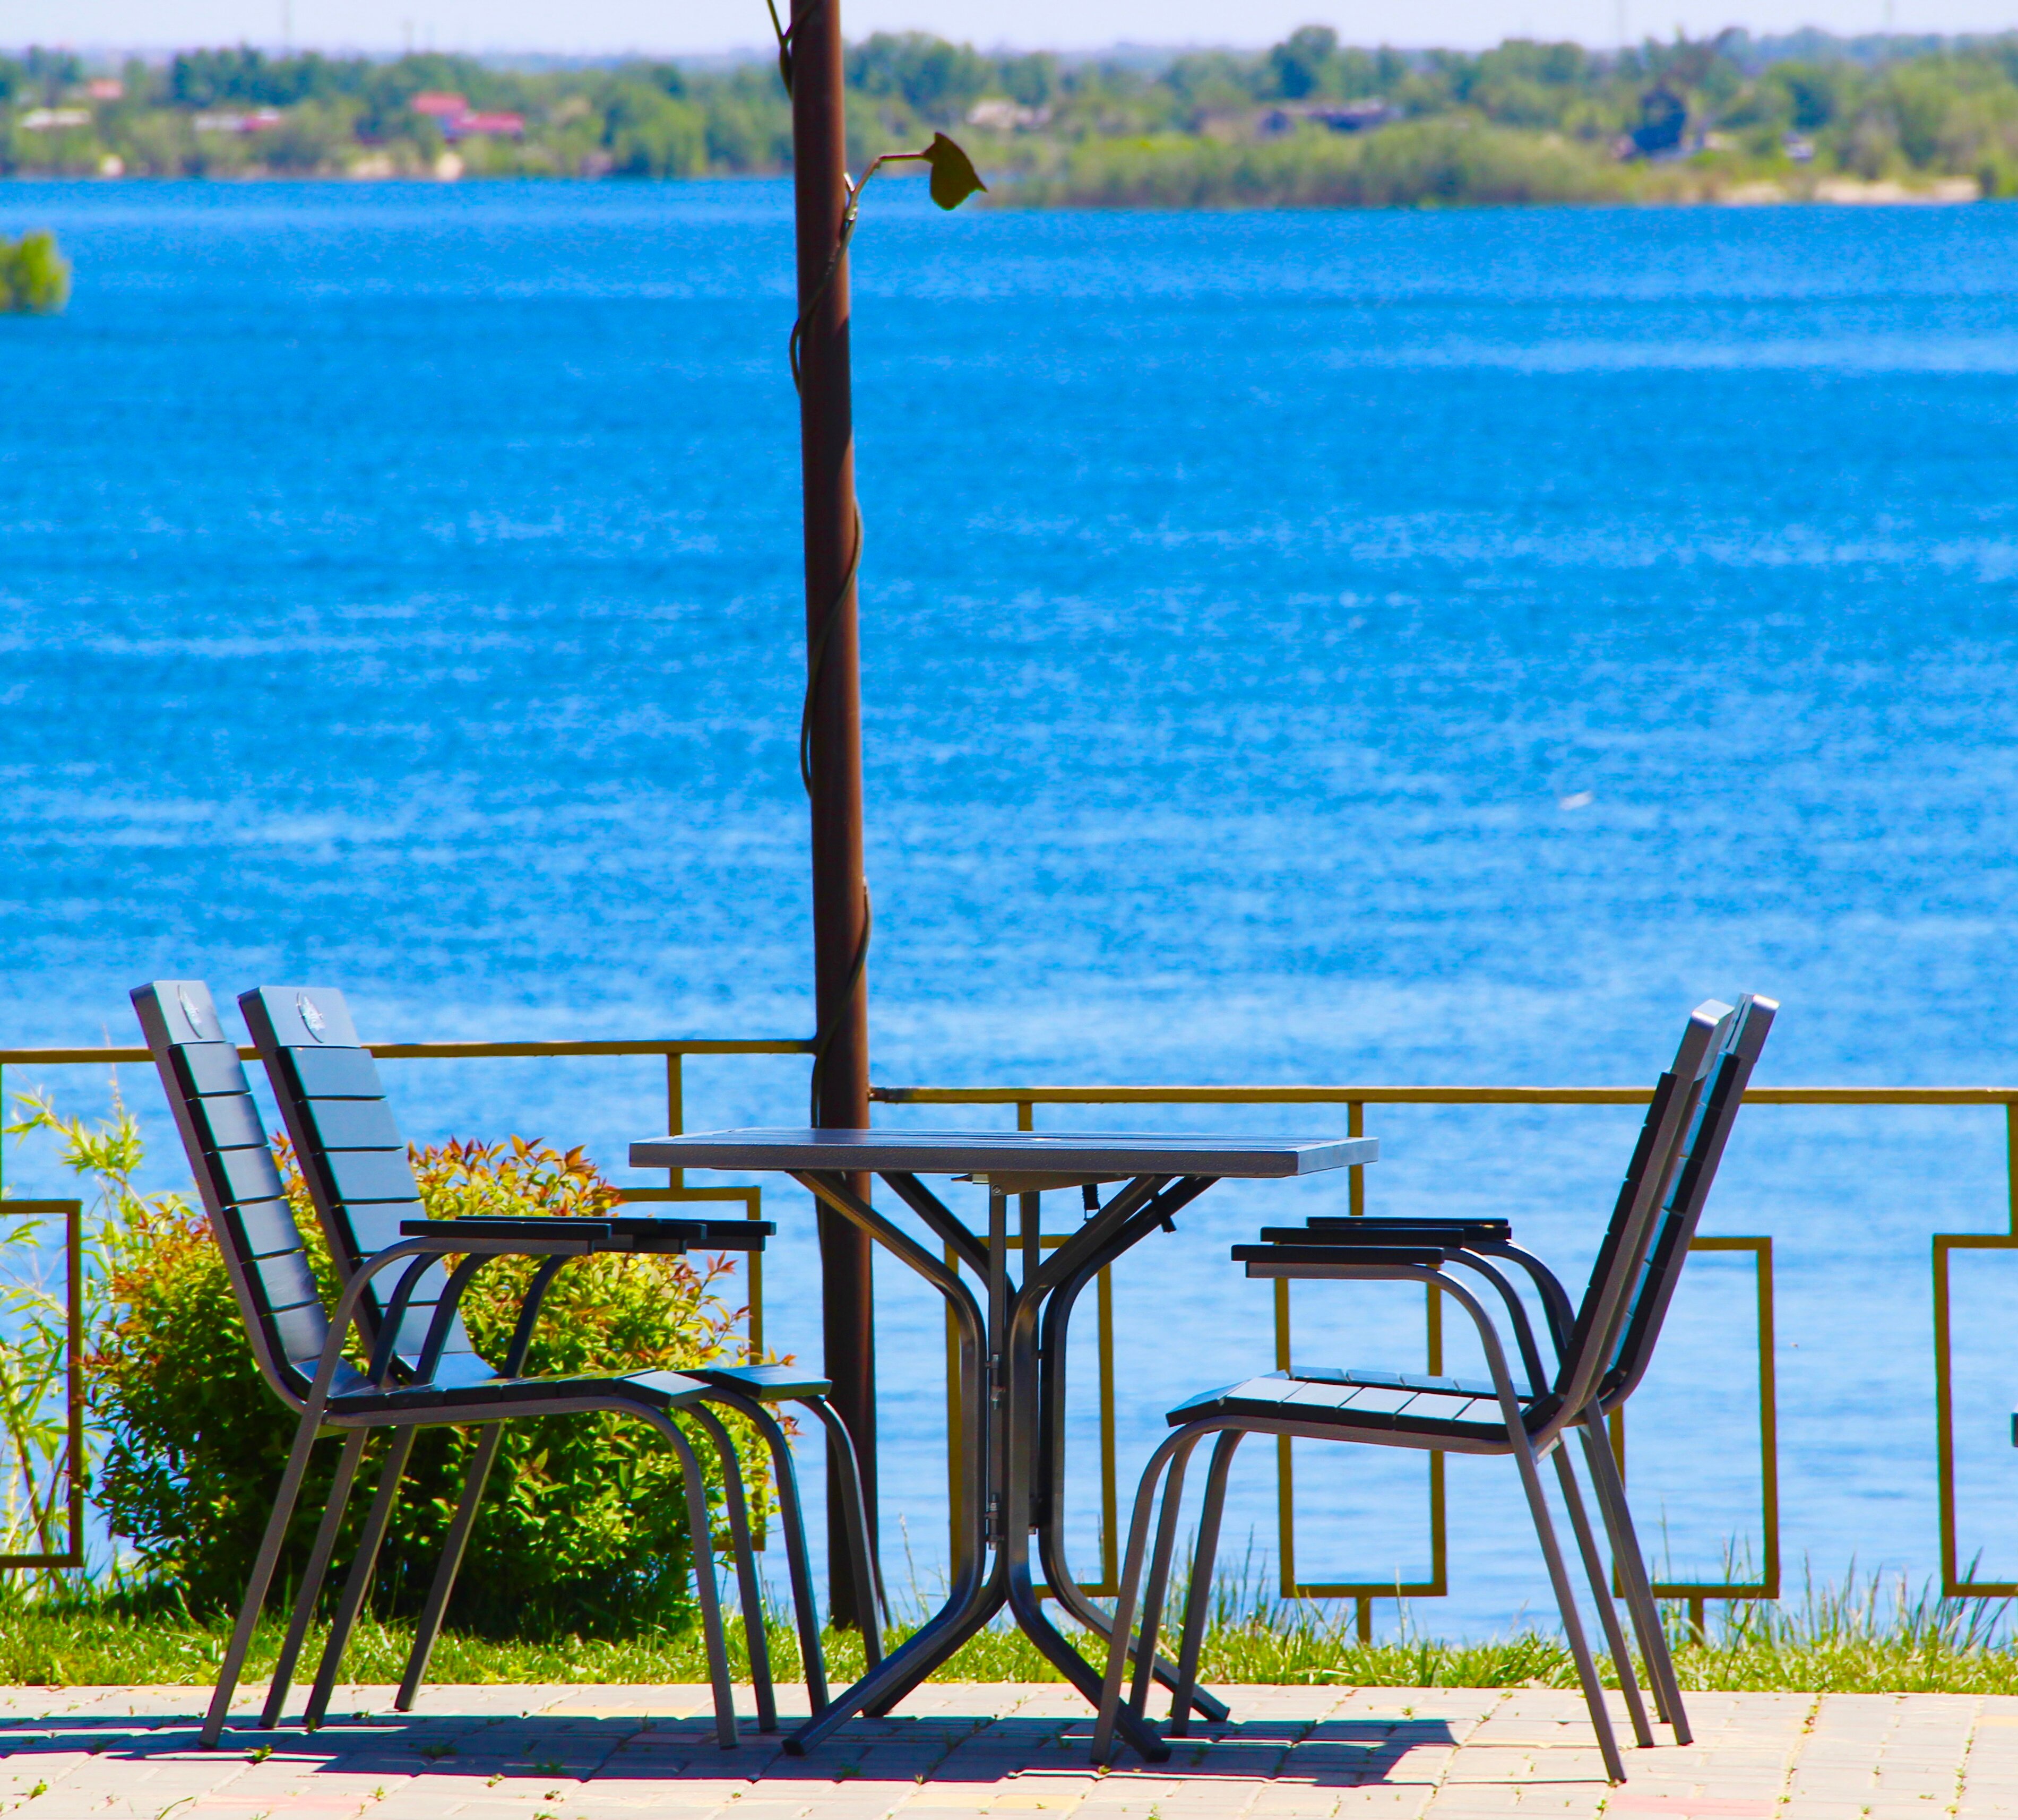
232,984,883,1730
134,980,785,1752
1094,995,1775,1780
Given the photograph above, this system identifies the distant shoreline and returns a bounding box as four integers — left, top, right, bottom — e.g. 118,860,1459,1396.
7,30,2015,212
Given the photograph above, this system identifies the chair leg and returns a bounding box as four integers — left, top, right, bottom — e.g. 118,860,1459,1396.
1126,1430,1206,1728
1093,1426,1203,1766
646,1411,740,1747
261,1428,372,1729
303,1428,418,1730
1551,1446,1654,1749
1168,1430,1244,1739
1510,1429,1626,1784
688,1405,777,1735
805,1395,886,1660
201,1410,332,1748
1580,1413,1692,1745
396,1422,505,1713
741,1401,830,1714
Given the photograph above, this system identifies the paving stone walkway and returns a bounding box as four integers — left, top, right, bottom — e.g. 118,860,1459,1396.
2,1684,2014,1820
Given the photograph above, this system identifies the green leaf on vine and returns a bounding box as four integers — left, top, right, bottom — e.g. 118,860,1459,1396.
920,133,987,210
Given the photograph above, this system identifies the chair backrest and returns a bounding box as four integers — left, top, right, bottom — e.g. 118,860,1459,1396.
238,984,495,1392
131,980,338,1408
1547,999,1733,1419
1597,993,1776,1410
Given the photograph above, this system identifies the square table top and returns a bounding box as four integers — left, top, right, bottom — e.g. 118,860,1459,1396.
629,1126,1377,1180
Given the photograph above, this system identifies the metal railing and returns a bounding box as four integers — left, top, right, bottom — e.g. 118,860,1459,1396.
0,1037,809,1567
873,1081,2018,1636
6,1047,2012,1629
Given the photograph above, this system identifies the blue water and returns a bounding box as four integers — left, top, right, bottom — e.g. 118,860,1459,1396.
7,178,2018,1636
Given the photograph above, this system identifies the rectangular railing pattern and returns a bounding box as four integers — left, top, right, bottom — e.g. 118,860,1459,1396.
0,1201,83,1572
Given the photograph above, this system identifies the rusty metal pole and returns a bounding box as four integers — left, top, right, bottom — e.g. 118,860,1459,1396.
791,0,877,1627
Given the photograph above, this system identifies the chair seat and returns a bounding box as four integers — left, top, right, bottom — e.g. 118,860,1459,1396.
1168,1368,1526,1442
688,1363,833,1400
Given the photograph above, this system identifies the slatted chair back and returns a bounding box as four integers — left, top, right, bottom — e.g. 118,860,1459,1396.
1596,994,1775,1410
132,980,342,1408
1545,1000,1732,1421
239,985,494,1392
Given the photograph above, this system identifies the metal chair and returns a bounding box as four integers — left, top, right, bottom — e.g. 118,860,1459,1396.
136,979,778,1750
233,982,882,1730
1095,994,1775,1780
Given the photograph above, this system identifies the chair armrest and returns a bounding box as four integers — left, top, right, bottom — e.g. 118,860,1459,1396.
1234,1242,1556,1399
1471,1241,1576,1362
598,1214,774,1252
1232,1242,1456,1270
687,1218,774,1250
399,1218,613,1255
1297,1217,1514,1240
318,1235,488,1402
599,1217,709,1253
403,1214,775,1255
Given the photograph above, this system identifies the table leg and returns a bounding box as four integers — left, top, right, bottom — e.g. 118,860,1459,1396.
989,1186,1010,1562
784,1168,1189,1762
789,1557,1007,1752
783,1171,995,1755
860,1560,1006,1715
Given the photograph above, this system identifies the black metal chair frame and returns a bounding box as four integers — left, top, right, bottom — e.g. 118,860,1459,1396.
134,979,829,1752
233,984,883,1735
1094,994,1776,1781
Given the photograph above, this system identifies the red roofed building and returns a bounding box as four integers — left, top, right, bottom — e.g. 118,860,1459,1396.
410,91,468,118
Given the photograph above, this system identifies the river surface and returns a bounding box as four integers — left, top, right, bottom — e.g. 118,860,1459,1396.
6,179,2018,1636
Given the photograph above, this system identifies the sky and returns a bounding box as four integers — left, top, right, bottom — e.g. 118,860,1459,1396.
12,0,2010,63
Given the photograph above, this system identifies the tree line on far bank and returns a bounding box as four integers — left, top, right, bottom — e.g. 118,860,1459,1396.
6,28,2018,205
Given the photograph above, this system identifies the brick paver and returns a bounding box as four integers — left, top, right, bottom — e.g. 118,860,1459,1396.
0,1685,2008,1820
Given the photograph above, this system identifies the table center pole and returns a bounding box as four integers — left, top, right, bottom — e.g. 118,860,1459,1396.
988,1184,1010,1549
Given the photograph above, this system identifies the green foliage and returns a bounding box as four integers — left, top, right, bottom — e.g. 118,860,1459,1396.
7,1562,2018,1692
1269,27,1346,100
847,32,991,120
0,231,70,315
1014,119,1631,209
603,83,708,176
6,30,2018,201
10,1094,763,1638
169,46,356,108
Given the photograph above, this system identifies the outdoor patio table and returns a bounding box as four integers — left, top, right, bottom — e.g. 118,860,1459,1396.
627,1126,1378,1759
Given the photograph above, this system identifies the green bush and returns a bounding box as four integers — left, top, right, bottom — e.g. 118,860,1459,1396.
0,230,70,314
14,1094,764,1637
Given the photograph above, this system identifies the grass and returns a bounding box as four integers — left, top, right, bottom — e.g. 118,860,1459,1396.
2,1565,2015,1693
